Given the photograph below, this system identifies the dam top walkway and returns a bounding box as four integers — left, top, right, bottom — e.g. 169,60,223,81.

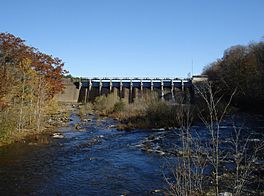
71,76,207,89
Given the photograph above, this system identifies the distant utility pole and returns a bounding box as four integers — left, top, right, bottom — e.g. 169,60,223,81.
191,59,194,77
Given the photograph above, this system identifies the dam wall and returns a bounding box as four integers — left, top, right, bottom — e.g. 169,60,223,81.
56,78,81,103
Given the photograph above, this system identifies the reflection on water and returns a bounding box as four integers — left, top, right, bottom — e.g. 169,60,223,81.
0,113,263,195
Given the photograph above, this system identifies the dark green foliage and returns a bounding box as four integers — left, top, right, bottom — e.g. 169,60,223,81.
64,74,73,78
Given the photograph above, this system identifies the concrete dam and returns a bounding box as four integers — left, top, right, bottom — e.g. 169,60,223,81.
57,76,207,103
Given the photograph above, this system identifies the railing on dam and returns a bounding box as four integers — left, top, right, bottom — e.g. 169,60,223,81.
76,78,191,88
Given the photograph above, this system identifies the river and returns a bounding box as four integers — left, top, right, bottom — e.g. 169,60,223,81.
0,112,264,195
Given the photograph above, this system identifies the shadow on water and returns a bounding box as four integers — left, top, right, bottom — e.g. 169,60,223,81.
0,112,264,195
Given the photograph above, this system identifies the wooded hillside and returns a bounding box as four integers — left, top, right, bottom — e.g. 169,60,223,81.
203,41,264,112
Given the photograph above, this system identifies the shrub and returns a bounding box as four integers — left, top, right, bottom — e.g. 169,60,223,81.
0,109,17,143
113,101,126,113
93,93,120,115
79,102,93,116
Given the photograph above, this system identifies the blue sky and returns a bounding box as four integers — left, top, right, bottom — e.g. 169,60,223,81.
1,0,263,78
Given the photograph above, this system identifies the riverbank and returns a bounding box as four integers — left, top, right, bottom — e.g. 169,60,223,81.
0,103,76,147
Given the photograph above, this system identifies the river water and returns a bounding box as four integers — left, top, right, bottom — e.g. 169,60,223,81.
0,113,264,195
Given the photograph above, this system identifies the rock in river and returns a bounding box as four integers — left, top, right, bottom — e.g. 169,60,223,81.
52,133,64,139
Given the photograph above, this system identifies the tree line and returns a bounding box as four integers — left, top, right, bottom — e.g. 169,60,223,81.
0,33,67,141
203,40,264,112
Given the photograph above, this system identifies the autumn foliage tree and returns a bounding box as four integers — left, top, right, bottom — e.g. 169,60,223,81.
0,32,67,137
